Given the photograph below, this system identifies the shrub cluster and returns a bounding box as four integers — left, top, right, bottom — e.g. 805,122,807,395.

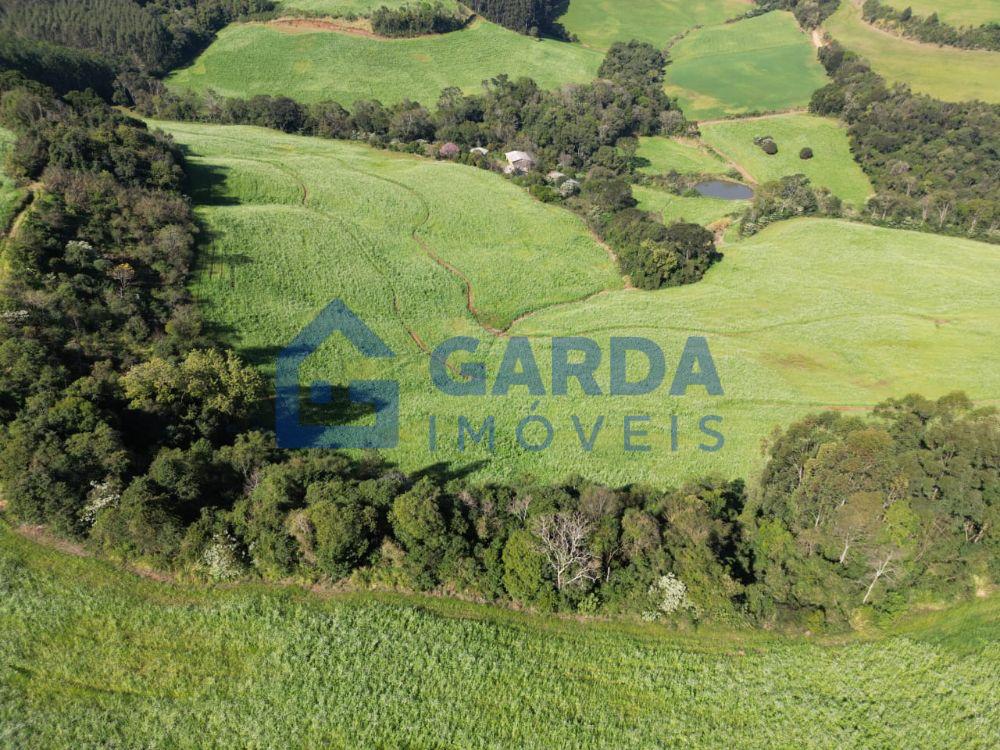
754,135,779,155
370,2,468,37
752,0,841,28
739,174,841,235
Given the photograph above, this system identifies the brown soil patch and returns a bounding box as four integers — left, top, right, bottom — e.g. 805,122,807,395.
17,524,88,557
267,17,379,38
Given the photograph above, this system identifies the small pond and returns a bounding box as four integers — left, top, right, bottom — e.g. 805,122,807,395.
694,180,754,200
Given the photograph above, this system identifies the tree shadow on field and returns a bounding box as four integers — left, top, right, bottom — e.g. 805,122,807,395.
181,155,240,206
411,461,490,484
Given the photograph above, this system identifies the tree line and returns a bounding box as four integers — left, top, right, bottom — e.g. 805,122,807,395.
810,40,1000,241
370,2,470,37
861,0,1000,52
465,0,565,36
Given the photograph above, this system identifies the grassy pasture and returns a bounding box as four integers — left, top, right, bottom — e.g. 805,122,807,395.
663,11,829,120
634,184,746,227
1,523,998,749
635,136,728,175
0,128,26,233
700,113,874,205
883,0,1000,27
166,19,603,106
161,121,1000,488
557,0,749,51
823,1,1000,104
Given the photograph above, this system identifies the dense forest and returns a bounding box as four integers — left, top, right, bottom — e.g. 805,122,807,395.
811,41,1000,239
0,0,273,75
861,0,1000,51
465,0,563,35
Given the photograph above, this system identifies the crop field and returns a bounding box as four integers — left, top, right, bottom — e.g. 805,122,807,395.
883,0,1000,27
700,113,873,205
1,523,997,749
0,128,25,233
634,185,746,227
159,121,1000,489
823,1,1000,104
557,0,749,51
635,136,728,176
663,11,829,121
166,19,603,106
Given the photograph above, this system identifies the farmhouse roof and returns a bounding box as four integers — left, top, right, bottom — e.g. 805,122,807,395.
505,150,535,166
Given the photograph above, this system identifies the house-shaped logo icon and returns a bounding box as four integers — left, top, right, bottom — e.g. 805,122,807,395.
275,300,399,449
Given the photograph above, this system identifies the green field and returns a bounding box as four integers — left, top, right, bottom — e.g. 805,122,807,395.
158,121,1000,488
664,11,829,120
700,113,874,205
0,128,26,233
824,1,1000,104
557,0,749,51
635,136,728,175
883,0,1000,27
634,184,746,227
166,19,603,106
1,523,997,748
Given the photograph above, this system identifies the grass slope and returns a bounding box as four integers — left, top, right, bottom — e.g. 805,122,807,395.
634,184,746,227
166,19,603,106
664,11,829,120
635,136,728,175
558,0,749,51
700,113,874,205
824,1,1000,104
1,524,997,749
160,121,1000,488
0,128,26,233
883,0,1000,27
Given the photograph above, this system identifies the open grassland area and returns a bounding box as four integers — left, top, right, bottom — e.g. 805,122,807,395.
883,0,1000,27
557,0,749,51
1,524,997,749
664,12,828,121
634,185,746,227
157,121,1000,487
635,136,728,175
700,114,873,206
0,128,26,232
273,0,458,14
824,2,1000,104
166,19,602,106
